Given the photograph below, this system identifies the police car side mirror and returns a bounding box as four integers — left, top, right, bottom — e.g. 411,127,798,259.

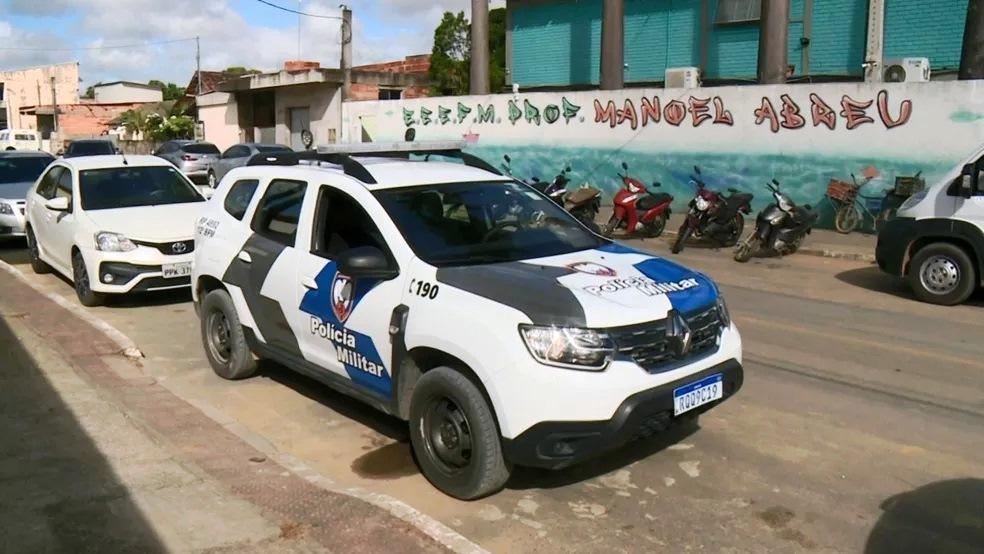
337,246,398,280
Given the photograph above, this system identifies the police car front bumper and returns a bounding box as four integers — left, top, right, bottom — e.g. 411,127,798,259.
500,359,743,469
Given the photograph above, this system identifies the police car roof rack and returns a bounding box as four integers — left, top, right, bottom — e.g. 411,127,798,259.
245,141,501,185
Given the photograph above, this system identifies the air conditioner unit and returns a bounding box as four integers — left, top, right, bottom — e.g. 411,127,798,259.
665,67,700,89
883,58,931,83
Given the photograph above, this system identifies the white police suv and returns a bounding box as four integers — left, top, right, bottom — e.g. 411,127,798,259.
192,142,743,499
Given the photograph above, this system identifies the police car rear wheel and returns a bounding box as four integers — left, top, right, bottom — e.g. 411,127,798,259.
410,367,511,500
201,289,257,379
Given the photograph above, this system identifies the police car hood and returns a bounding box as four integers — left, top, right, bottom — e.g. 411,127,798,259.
83,203,203,242
435,243,718,328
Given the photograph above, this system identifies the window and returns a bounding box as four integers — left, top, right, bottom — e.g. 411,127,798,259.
224,179,260,220
183,142,220,155
15,133,35,141
378,89,402,101
55,168,73,208
312,187,389,259
251,179,307,246
0,155,52,184
0,133,7,141
223,145,249,159
36,166,64,199
79,166,204,210
715,0,761,24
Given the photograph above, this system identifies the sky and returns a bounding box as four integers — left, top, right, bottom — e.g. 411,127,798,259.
0,0,504,90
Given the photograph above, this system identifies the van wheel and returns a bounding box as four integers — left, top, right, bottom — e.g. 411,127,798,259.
26,228,51,274
72,251,104,307
409,367,511,500
909,243,976,306
200,289,257,379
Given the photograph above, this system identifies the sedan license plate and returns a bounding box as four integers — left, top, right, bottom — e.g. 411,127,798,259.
673,373,723,416
162,262,193,279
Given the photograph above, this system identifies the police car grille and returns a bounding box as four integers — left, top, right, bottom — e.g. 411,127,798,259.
607,305,722,373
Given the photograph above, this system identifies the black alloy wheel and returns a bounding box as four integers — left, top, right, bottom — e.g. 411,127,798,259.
72,251,104,307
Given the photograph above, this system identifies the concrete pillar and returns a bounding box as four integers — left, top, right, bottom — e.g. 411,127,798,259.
600,0,624,90
470,0,490,94
757,0,789,84
960,0,984,79
864,0,885,82
341,7,353,100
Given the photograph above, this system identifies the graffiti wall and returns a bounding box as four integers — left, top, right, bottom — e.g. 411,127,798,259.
343,81,984,230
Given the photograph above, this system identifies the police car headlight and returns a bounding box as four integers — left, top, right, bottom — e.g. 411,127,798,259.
0,202,13,215
519,325,614,370
95,231,137,252
716,296,731,327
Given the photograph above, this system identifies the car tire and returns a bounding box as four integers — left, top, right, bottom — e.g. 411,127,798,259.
26,228,51,274
72,250,104,307
409,367,511,500
200,289,258,380
908,243,977,306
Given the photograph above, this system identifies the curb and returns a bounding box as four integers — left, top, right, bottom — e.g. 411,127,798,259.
0,259,144,359
660,230,876,263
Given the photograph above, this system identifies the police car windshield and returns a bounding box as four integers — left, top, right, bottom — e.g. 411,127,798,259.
79,166,205,210
374,180,606,266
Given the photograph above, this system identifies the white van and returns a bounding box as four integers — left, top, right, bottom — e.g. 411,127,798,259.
0,129,41,151
876,145,984,305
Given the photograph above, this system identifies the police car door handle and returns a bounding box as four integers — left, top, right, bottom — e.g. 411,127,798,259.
301,276,318,290
237,251,252,264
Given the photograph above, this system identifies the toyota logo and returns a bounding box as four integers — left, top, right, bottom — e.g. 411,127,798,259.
171,242,188,254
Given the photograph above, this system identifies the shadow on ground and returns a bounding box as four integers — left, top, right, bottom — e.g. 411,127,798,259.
836,266,984,306
865,478,984,554
0,315,165,551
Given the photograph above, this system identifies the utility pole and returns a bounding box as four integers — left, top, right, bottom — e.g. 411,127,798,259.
196,36,202,96
50,76,59,134
600,0,624,90
297,0,302,59
864,0,885,82
960,0,984,79
757,0,790,84
470,0,490,94
341,6,352,101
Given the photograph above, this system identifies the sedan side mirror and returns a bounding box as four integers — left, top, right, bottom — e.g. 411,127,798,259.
337,246,398,280
44,197,70,212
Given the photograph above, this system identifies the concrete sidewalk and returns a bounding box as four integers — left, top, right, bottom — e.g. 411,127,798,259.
600,208,877,262
0,269,454,553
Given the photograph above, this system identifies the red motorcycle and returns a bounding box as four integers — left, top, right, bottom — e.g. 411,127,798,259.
603,162,674,238
671,165,754,254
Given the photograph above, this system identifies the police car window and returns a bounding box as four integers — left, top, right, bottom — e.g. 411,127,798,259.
252,179,306,246
312,186,389,259
224,179,260,220
36,166,64,199
374,180,606,266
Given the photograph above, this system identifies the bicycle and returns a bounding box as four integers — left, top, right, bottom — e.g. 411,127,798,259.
824,174,891,234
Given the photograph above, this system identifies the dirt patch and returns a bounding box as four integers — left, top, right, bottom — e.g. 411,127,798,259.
757,505,795,528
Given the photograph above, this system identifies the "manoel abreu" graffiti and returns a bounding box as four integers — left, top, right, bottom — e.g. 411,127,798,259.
400,89,912,132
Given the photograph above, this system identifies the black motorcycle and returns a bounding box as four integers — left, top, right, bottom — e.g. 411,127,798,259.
672,166,754,254
500,155,601,232
734,179,818,262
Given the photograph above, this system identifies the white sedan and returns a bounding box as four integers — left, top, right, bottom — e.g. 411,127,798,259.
24,155,207,306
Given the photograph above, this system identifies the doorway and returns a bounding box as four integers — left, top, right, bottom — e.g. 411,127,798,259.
289,107,311,150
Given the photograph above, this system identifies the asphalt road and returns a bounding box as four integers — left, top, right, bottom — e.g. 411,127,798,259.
2,235,982,553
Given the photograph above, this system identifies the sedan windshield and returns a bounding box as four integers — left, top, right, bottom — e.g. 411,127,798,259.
80,166,205,210
183,143,220,155
67,141,116,156
0,156,53,184
374,181,606,266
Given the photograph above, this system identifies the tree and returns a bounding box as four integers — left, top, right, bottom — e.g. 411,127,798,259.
223,66,261,75
83,85,95,99
147,80,185,101
428,8,507,96
429,11,471,96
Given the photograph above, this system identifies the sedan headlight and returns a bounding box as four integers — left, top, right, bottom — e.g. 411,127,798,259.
899,190,927,212
519,325,615,370
0,202,13,215
716,296,731,327
95,232,137,252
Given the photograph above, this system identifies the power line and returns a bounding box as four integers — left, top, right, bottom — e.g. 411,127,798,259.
254,0,343,19
0,37,198,52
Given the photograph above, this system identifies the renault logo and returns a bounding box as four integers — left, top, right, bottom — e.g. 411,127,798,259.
665,310,693,358
172,242,188,254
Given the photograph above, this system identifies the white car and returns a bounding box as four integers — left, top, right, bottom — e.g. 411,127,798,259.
0,129,41,151
0,151,54,238
25,155,206,306
192,142,743,499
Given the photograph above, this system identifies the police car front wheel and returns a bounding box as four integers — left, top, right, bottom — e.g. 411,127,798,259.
409,367,511,500
201,289,258,379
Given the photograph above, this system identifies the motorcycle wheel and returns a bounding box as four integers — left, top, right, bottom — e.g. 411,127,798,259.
643,214,668,238
721,214,744,247
734,236,759,263
671,223,692,254
786,235,805,255
583,219,602,234
602,216,620,238
834,204,861,234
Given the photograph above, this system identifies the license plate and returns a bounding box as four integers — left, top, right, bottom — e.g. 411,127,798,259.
673,373,724,416
162,262,193,279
